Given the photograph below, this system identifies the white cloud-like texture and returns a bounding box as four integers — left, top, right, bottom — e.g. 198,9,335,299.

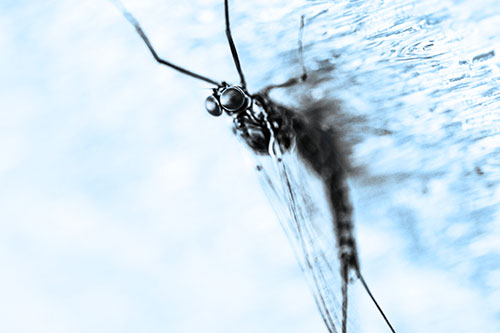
0,1,323,332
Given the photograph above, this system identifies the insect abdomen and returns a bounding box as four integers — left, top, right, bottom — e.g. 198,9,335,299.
292,116,360,274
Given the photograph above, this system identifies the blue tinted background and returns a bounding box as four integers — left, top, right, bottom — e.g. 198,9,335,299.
0,0,498,332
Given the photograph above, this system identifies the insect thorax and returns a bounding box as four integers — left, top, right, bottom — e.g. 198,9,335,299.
233,94,295,155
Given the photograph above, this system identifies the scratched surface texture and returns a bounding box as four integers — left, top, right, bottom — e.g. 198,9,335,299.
0,0,498,332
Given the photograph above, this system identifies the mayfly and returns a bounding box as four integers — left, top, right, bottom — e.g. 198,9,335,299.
113,1,397,332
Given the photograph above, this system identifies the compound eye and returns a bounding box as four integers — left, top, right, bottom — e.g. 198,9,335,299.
205,95,222,116
220,87,246,112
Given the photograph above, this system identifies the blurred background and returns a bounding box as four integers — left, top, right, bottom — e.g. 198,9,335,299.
0,0,498,332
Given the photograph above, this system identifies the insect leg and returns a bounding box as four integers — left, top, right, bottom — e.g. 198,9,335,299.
111,0,221,86
298,15,308,81
262,15,309,94
224,0,247,89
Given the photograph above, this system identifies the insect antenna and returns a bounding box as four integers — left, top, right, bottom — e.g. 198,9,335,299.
224,0,247,90
357,270,397,333
112,0,222,86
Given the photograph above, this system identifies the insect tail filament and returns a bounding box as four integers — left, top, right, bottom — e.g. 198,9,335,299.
357,270,397,333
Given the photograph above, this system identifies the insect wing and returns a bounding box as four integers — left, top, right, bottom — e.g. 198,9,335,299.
254,148,358,333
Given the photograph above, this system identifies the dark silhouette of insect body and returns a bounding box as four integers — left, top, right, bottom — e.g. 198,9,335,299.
113,1,397,332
